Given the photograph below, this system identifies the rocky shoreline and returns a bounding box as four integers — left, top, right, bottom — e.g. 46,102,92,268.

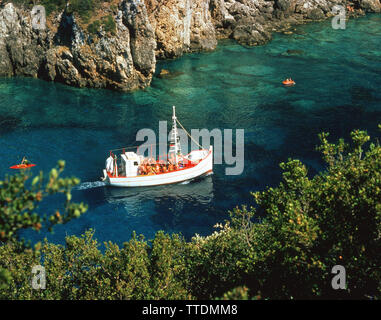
0,0,380,91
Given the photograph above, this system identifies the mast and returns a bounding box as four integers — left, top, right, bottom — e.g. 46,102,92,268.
169,106,181,165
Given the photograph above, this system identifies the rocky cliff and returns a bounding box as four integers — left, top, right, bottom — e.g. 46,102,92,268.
0,0,156,91
0,0,380,91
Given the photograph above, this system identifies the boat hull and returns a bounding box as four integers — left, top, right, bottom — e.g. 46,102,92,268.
105,147,213,187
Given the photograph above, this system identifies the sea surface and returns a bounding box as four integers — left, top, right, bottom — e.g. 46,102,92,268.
1,15,380,247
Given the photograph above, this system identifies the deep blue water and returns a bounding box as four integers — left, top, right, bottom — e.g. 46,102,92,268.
1,15,380,247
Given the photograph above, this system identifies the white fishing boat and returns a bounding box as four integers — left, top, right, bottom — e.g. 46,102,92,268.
102,106,213,187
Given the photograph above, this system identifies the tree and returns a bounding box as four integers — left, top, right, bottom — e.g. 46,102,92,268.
0,160,88,243
186,125,381,299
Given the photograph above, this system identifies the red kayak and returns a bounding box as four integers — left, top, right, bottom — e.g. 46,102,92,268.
10,164,36,169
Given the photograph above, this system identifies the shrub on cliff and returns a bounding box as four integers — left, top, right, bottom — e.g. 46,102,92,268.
40,0,66,15
87,15,116,35
87,19,101,34
67,0,94,22
102,14,116,35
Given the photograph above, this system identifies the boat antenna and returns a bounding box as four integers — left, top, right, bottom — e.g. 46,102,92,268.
169,106,181,165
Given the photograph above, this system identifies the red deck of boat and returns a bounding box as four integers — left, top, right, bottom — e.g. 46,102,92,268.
107,161,198,179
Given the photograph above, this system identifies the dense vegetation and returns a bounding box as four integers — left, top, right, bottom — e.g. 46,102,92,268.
87,14,116,35
0,127,380,299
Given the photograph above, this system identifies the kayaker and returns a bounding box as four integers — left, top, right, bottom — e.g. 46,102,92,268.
21,157,30,165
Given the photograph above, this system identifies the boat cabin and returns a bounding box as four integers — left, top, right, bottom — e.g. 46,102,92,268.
121,152,141,177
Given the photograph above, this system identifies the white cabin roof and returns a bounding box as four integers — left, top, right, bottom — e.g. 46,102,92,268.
124,152,139,161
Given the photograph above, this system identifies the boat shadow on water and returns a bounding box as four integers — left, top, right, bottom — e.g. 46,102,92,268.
103,174,214,210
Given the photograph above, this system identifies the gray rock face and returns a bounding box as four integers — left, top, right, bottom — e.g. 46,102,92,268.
0,0,380,91
0,3,48,78
359,0,381,12
145,0,217,59
0,1,156,91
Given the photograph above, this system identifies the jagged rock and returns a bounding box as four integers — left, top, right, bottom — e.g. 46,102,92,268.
145,0,217,59
274,0,297,18
307,8,326,20
359,0,381,12
233,18,272,46
0,0,156,91
121,0,156,78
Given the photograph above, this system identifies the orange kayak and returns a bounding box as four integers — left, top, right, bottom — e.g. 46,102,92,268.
283,79,296,86
10,164,36,169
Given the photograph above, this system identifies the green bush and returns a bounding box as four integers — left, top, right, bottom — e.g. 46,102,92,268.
67,0,94,23
185,126,381,299
87,19,101,34
102,14,116,35
40,0,67,16
0,160,87,243
87,16,116,36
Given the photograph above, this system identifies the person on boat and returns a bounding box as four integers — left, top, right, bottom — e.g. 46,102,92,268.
21,157,30,165
155,163,161,174
148,164,156,174
169,153,176,164
138,165,146,175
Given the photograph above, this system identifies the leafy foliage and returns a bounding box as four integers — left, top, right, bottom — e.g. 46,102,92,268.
0,161,87,243
67,0,95,23
87,15,116,35
40,0,67,16
87,19,101,34
185,126,381,299
101,14,116,35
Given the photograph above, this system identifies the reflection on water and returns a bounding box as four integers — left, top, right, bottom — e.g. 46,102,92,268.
104,175,214,215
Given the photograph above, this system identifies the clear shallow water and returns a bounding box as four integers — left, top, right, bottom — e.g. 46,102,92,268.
1,15,380,246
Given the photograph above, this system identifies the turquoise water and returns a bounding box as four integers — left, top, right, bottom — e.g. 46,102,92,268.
1,15,380,246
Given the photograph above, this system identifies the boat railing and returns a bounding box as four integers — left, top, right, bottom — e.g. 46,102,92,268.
109,142,203,164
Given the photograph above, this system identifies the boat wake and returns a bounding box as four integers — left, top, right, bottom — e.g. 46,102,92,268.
75,181,107,190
